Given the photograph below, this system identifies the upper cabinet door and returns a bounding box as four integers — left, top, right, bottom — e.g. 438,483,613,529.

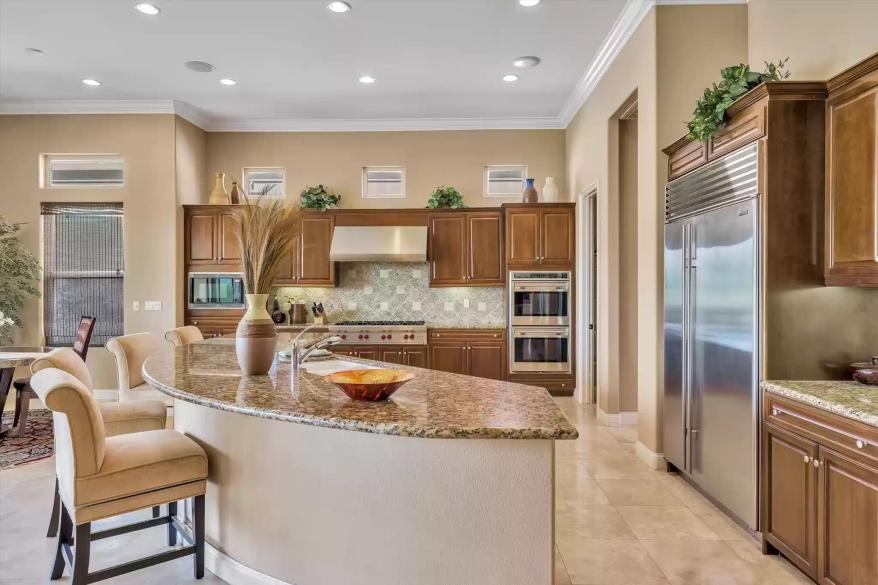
826,81,878,286
298,215,335,286
506,209,540,267
274,232,299,285
429,214,468,285
217,211,243,264
540,209,574,267
186,211,217,265
466,212,504,285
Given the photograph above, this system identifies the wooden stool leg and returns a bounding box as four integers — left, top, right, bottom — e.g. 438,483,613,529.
14,389,33,437
72,522,91,585
12,387,23,429
193,494,205,579
47,477,61,537
168,501,178,546
51,503,73,580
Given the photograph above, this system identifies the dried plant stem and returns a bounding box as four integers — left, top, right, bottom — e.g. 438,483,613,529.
234,192,300,295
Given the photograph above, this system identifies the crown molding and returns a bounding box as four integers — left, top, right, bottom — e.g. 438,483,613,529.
206,116,565,132
0,99,177,115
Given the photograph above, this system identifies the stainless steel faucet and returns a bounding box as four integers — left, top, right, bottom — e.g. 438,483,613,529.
289,325,341,375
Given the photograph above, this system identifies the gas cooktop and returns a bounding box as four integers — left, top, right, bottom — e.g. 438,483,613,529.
329,320,427,345
333,320,425,326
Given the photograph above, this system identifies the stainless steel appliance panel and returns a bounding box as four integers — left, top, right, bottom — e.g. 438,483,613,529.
510,271,571,326
689,198,758,529
663,221,687,472
188,273,245,309
510,327,571,373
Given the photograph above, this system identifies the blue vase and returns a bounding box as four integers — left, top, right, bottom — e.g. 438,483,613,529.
522,178,539,203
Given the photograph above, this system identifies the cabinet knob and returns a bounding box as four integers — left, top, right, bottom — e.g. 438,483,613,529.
856,439,867,449
803,455,811,463
812,459,820,468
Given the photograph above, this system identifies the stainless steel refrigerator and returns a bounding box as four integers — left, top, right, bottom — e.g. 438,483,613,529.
663,143,760,530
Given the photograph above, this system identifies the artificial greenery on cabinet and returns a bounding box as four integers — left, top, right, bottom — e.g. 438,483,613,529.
687,59,790,142
300,184,341,211
427,185,467,209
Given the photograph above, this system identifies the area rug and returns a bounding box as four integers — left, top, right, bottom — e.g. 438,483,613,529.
0,409,53,470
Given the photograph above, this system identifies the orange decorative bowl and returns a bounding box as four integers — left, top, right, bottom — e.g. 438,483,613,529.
324,369,415,401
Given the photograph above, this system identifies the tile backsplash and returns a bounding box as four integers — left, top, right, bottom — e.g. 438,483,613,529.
275,262,506,327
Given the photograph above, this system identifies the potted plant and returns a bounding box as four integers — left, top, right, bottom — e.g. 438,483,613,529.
233,192,300,374
0,216,40,343
300,184,341,211
687,59,790,142
427,185,467,209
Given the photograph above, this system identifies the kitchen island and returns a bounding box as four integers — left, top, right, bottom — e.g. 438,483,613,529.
143,340,577,585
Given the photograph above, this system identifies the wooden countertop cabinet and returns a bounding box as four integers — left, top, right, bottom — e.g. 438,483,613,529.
427,329,506,381
428,211,504,286
825,54,878,286
762,394,878,585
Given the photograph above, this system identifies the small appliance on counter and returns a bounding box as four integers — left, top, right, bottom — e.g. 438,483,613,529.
850,356,878,385
289,303,307,324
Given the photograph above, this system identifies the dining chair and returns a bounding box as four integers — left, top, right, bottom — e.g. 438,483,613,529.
165,325,204,347
30,367,207,584
105,332,172,406
30,347,168,537
12,316,96,436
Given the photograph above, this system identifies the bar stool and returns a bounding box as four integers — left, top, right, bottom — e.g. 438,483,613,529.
105,332,172,406
165,325,205,347
13,315,96,436
30,347,168,537
30,368,207,584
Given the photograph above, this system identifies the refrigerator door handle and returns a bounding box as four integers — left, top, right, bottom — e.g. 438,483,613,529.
684,224,697,473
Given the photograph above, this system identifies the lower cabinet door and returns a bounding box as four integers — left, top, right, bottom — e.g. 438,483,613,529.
403,347,427,369
355,347,378,361
818,447,878,585
331,345,356,357
763,423,819,578
379,347,405,365
429,343,467,375
466,343,505,380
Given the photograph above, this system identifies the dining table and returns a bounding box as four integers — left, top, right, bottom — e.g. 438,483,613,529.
0,346,51,437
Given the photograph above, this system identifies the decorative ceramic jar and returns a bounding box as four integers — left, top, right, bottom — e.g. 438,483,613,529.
542,177,559,202
209,172,231,205
236,293,277,375
229,180,242,205
522,178,539,203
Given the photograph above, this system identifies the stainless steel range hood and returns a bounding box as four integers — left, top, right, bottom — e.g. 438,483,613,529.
329,226,428,262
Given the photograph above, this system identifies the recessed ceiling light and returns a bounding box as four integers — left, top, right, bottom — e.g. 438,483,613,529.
513,56,541,69
135,3,161,15
502,74,520,82
519,0,541,6
82,79,102,86
25,47,45,56
327,1,351,13
358,75,376,84
185,60,215,73
219,78,237,86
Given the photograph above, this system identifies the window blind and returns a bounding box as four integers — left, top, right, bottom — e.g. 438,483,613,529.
41,202,124,346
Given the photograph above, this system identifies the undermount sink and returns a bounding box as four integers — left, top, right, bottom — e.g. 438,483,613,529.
299,359,378,376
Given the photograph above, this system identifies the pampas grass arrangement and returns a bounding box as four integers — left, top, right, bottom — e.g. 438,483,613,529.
235,189,300,294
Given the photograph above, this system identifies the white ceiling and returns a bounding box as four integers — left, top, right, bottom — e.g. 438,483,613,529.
0,0,629,129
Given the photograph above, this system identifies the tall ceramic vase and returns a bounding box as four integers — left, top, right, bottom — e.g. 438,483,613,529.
236,294,277,375
542,177,559,202
208,172,231,205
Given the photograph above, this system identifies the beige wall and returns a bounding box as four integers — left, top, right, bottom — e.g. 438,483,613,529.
174,116,207,325
206,130,567,208
618,117,639,414
749,0,878,80
0,114,178,388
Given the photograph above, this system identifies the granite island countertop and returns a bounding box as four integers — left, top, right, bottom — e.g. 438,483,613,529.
762,380,878,428
143,340,578,440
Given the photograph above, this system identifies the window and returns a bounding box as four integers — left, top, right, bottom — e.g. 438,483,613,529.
485,165,527,197
242,167,285,197
42,154,124,188
363,166,405,198
41,203,124,346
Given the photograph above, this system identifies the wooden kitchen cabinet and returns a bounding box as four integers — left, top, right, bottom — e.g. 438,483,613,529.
762,393,878,585
379,346,428,368
427,329,506,380
218,211,243,264
825,53,878,286
429,211,504,286
186,210,217,265
332,345,377,360
505,204,574,269
272,215,335,287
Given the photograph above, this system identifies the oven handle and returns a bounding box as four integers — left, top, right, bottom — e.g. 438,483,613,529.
512,330,569,338
512,284,570,292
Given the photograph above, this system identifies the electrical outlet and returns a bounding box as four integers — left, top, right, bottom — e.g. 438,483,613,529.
144,301,162,311
462,299,470,308
132,301,140,312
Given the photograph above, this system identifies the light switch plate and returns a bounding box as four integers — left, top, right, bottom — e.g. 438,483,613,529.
132,301,140,312
144,301,162,311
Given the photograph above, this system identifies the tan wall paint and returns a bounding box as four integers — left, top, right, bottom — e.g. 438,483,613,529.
174,116,207,325
749,0,878,80
0,114,178,388
205,130,567,208
619,117,639,414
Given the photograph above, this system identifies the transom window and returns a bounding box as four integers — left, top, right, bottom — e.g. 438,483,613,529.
242,167,285,197
363,166,406,199
485,165,527,197
42,154,125,188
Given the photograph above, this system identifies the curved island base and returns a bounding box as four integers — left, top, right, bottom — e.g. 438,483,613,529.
144,342,577,585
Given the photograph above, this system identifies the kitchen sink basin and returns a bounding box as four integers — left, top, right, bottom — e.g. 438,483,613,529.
299,359,378,377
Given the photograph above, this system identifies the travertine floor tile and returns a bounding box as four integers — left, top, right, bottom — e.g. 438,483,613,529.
616,506,720,540
596,479,684,507
556,505,636,542
582,453,661,479
559,538,669,585
556,478,614,507
687,504,752,541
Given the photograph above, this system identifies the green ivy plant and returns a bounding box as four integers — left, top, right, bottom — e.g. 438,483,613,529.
427,186,467,209
300,184,341,211
0,216,41,343
687,58,790,142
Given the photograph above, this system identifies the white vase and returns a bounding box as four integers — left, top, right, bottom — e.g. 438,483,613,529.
542,177,559,202
235,293,276,375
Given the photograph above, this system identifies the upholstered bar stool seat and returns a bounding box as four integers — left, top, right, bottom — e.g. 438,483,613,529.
106,333,173,407
165,325,204,347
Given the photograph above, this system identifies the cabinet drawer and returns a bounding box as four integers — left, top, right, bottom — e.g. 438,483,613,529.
507,374,575,395
765,394,878,469
708,104,765,160
428,329,505,341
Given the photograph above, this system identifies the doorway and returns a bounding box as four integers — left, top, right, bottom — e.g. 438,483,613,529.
579,188,598,404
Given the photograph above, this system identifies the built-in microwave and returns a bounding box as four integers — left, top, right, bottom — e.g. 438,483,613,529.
188,273,245,309
509,271,571,326
510,326,571,373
